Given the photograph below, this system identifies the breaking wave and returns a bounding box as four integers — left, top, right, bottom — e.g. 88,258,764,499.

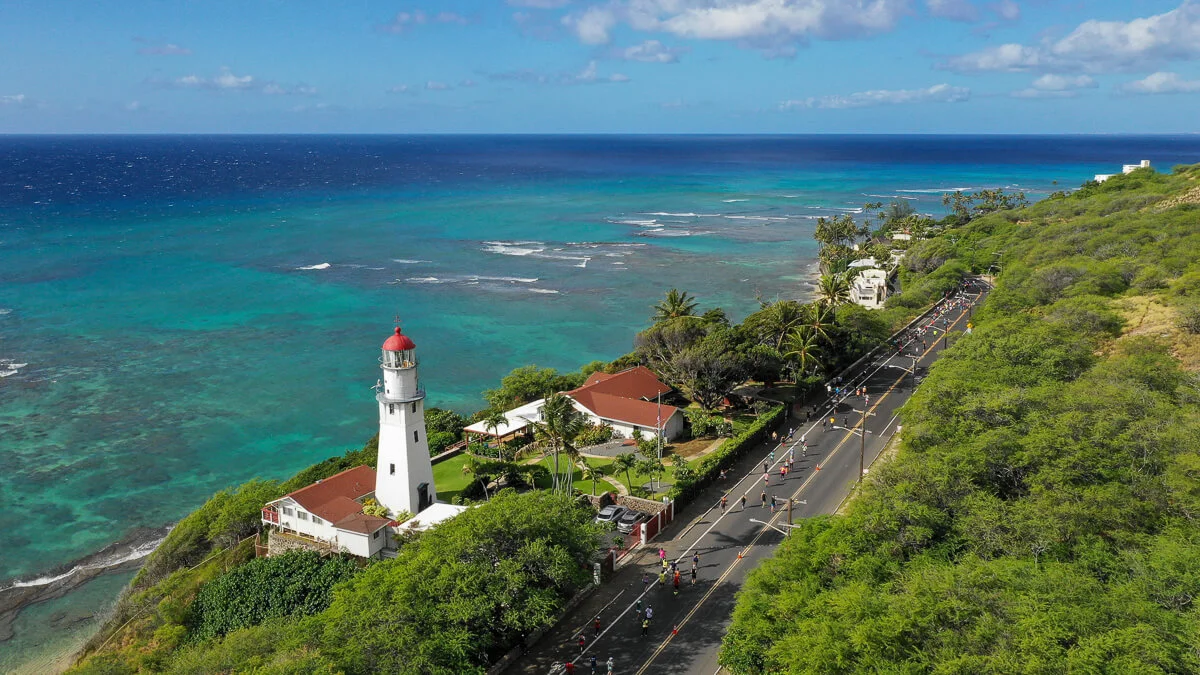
296,262,331,270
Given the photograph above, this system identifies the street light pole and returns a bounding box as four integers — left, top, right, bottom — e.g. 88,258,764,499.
786,498,807,526
853,407,877,482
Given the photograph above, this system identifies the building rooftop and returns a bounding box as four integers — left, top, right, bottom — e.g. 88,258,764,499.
272,465,376,522
383,326,416,351
403,503,468,532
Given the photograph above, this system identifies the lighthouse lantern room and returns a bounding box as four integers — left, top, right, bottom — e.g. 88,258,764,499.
375,326,437,516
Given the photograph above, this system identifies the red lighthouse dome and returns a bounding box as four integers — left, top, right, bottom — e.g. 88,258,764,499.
383,327,416,351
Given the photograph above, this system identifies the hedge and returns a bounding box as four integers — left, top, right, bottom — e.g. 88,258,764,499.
669,405,785,503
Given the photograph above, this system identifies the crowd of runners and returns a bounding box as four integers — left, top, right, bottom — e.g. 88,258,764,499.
552,279,986,675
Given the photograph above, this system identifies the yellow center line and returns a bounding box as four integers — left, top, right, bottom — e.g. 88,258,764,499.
631,292,982,674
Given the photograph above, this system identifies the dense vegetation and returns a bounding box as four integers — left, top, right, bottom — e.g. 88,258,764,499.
70,490,599,674
721,165,1200,673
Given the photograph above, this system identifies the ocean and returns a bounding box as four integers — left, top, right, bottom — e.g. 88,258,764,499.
2,134,1199,670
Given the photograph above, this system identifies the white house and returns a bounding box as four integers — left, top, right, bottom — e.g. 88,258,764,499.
565,367,685,441
262,325,465,558
467,366,686,445
850,268,890,310
262,465,393,558
1095,159,1151,183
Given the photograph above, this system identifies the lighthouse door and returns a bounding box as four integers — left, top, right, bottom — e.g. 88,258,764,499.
417,483,431,512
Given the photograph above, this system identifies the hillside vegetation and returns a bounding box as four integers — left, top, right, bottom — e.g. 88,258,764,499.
721,165,1200,673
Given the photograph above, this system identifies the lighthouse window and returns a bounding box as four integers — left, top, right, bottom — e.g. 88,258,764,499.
414,430,419,443
389,463,395,476
389,404,395,415
411,402,417,414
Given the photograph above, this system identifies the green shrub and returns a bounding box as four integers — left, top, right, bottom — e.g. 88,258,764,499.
576,423,615,447
670,406,784,503
188,551,359,643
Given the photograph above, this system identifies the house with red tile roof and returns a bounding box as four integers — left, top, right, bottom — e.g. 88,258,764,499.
565,366,684,441
261,465,395,558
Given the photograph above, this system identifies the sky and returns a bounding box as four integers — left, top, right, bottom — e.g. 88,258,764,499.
1,0,1199,133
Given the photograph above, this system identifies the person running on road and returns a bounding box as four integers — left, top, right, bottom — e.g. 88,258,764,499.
692,553,699,567
658,570,666,587
769,449,775,461
721,494,728,511
760,490,767,507
779,465,786,480
691,566,698,585
607,657,614,674
740,493,747,510
565,661,575,674
770,495,776,513
641,572,650,592
641,618,649,636
594,617,601,635
578,634,586,650
645,606,653,621
672,571,680,595
590,655,599,674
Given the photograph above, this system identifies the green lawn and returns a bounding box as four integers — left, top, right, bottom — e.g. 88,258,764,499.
430,453,474,501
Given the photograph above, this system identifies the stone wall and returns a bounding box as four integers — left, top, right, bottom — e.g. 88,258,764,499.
266,530,334,557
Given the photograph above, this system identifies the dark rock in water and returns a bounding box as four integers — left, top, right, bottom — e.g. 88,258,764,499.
0,525,171,643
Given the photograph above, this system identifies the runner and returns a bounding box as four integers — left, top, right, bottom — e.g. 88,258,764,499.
590,655,599,674
578,634,586,650
690,566,697,585
607,657,614,674
740,494,747,510
641,572,650,592
760,490,767,507
594,617,601,635
658,570,666,587
720,494,728,511
641,618,649,637
566,661,575,675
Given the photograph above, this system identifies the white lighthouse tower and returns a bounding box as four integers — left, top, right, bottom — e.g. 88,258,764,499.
374,326,437,516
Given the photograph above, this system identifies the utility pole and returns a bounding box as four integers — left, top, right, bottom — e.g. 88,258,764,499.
787,498,806,527
853,407,877,482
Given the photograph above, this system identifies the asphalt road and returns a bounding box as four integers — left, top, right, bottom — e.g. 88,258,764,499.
512,279,989,675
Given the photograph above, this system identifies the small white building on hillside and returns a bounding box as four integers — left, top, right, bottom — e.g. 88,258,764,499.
262,325,466,558
1095,159,1151,183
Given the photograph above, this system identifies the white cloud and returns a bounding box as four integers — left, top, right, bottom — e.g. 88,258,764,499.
782,83,970,109
0,94,27,106
168,68,315,95
942,2,1200,73
1120,71,1200,94
425,81,452,90
1031,73,1095,90
387,84,415,94
567,5,618,44
990,0,1019,22
489,60,629,85
509,0,572,6
1010,74,1096,98
378,10,469,34
565,0,909,48
137,43,191,56
927,0,980,23
618,39,686,62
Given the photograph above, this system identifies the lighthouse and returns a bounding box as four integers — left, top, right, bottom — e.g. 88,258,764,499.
374,326,437,516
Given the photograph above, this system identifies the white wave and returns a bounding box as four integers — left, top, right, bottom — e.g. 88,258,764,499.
897,188,974,194
0,308,11,316
392,259,430,264
481,241,545,257
0,360,27,378
724,215,791,222
643,229,692,237
612,219,658,226
2,536,163,590
641,212,720,218
467,275,539,283
612,261,626,265
405,277,444,284
528,288,560,294
296,262,331,270
722,199,749,203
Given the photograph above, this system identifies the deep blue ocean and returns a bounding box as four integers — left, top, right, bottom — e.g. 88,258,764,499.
2,135,1199,670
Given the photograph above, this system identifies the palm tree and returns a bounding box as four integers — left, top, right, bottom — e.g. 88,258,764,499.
612,453,638,494
761,300,806,350
532,393,586,494
637,456,666,493
461,456,491,501
481,409,509,459
581,463,605,496
816,274,851,308
652,288,699,323
803,303,834,344
783,327,823,378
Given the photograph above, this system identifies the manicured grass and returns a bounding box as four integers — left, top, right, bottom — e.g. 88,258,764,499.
430,453,474,501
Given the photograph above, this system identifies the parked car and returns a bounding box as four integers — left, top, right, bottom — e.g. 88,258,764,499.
594,504,627,526
616,510,650,534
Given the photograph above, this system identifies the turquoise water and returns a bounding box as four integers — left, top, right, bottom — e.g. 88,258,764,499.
3,135,1200,670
